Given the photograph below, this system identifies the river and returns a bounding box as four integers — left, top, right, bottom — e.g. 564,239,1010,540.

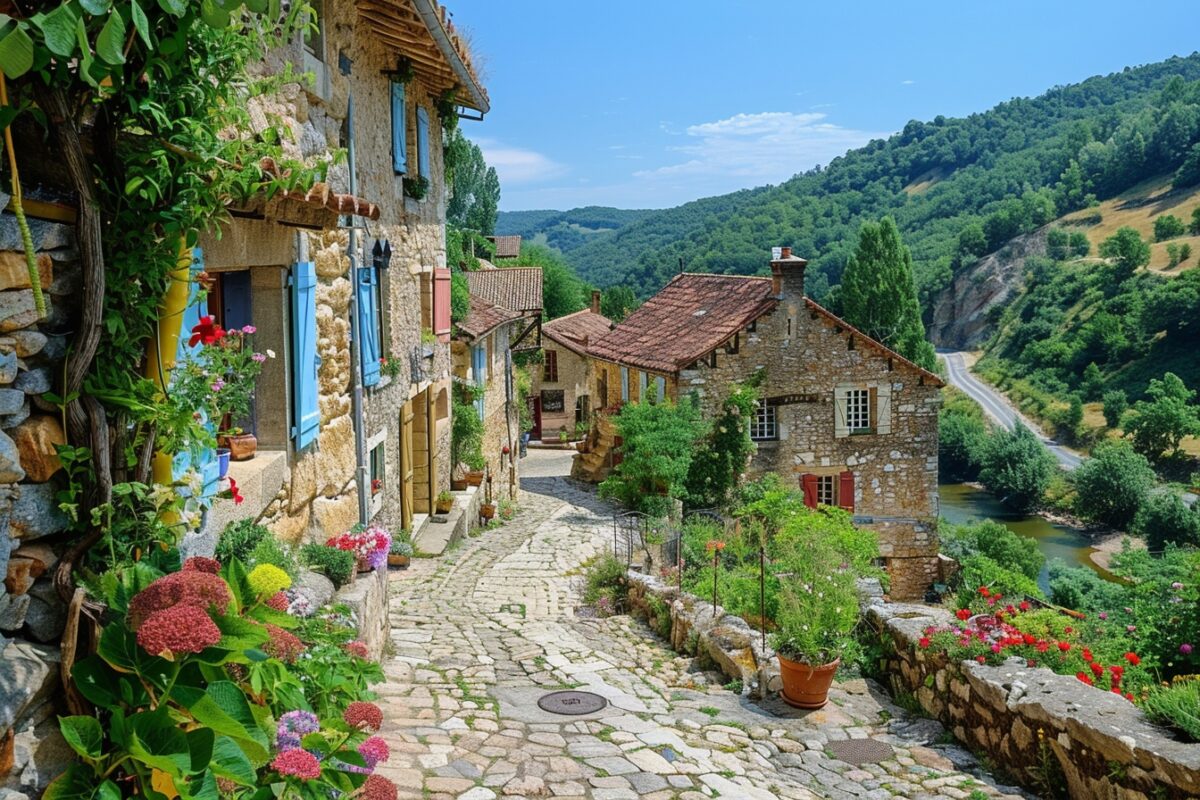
938,483,1115,593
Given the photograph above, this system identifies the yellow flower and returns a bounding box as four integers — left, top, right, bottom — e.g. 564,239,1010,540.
247,564,291,597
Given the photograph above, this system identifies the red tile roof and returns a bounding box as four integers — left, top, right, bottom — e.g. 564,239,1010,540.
457,296,521,339
588,274,777,374
542,308,612,356
260,158,380,220
466,267,542,314
487,235,522,259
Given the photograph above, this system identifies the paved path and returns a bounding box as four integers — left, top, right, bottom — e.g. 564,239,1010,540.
939,350,1084,470
374,456,1026,799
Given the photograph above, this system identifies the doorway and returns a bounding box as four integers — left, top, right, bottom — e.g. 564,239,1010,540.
529,395,542,441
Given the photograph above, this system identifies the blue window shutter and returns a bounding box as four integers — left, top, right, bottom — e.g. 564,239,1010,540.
291,260,321,449
638,370,647,399
656,376,666,403
620,367,629,402
172,248,219,499
472,344,486,420
417,106,430,178
358,267,381,386
391,81,407,174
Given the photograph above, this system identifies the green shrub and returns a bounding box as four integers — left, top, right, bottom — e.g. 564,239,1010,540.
939,407,987,482
584,552,628,606
1047,562,1126,612
978,423,1056,512
599,397,707,515
1071,440,1155,529
215,518,269,564
247,535,299,577
955,554,1044,606
1131,492,1200,550
300,543,355,588
1102,389,1128,428
451,386,485,470
941,520,1045,580
1143,681,1200,742
1154,214,1186,242
685,382,758,510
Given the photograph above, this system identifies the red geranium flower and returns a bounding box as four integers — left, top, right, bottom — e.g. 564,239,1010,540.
956,608,971,621
1081,648,1093,662
225,477,244,505
1089,661,1104,678
1057,641,1071,652
1076,672,1093,685
918,637,931,648
189,315,226,347
975,655,986,664
1019,600,1031,611
978,587,990,597
1124,652,1141,666
1110,665,1124,682
1023,634,1037,646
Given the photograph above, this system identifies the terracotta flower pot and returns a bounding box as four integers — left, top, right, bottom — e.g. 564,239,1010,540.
388,554,410,569
777,654,840,709
451,478,468,491
479,503,496,520
466,471,485,487
226,433,257,461
436,498,453,514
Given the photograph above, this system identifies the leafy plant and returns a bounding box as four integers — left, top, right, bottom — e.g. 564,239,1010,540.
1143,680,1200,742
300,544,355,589
451,383,485,471
216,520,271,565
685,381,758,510
600,396,707,515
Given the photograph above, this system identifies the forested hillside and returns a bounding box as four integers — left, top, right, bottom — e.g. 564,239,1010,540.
496,206,655,253
561,54,1200,314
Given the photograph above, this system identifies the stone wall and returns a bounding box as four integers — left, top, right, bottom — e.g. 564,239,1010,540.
869,602,1200,799
530,343,591,438
451,323,521,503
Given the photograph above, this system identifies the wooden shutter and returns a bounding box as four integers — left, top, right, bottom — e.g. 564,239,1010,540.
291,259,321,449
416,106,430,178
620,366,629,402
172,248,219,499
656,376,666,403
838,470,855,512
638,370,648,401
868,386,878,431
876,383,892,435
391,81,407,174
433,268,452,341
357,267,381,387
472,345,487,419
544,349,557,383
800,473,818,509
833,387,849,438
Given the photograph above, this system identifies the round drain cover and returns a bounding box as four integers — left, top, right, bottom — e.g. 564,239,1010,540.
825,738,894,766
537,691,608,715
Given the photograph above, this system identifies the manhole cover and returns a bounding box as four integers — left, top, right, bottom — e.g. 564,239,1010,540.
537,691,608,716
825,738,893,766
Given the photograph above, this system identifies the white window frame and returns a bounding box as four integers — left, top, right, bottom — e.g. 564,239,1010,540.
845,388,871,433
749,402,777,441
834,383,892,438
816,474,838,507
367,428,387,519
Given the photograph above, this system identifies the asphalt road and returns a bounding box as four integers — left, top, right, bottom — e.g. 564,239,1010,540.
938,350,1085,470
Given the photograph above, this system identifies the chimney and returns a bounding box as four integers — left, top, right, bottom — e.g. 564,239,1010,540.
770,246,807,299
591,290,601,315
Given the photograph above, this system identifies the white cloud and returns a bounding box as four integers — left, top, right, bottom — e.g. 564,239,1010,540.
900,79,916,85
474,138,567,185
633,111,882,186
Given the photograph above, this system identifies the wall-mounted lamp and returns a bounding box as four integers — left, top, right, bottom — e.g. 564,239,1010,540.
372,239,392,270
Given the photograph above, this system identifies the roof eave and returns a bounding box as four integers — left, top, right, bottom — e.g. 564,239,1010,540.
411,0,490,114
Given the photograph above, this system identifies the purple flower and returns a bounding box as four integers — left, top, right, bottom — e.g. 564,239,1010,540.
1182,643,1194,656
276,710,320,751
211,379,225,392
1172,582,1184,590
252,353,268,363
241,325,257,334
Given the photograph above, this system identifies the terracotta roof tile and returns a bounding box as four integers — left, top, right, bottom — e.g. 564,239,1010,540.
588,274,776,374
543,309,612,355
260,158,380,220
457,296,520,339
487,235,522,259
465,267,542,314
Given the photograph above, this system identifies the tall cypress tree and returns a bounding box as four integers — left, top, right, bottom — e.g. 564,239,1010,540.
840,217,937,371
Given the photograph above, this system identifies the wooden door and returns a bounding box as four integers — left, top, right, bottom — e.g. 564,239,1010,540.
399,400,414,530
529,396,542,440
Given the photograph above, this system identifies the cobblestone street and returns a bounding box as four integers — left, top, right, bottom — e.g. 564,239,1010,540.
374,454,1026,800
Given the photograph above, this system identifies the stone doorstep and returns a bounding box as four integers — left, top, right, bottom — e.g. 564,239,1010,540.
411,486,480,557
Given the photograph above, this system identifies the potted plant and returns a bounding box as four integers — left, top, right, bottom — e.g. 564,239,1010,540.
479,502,496,521
435,490,453,514
451,470,468,492
388,537,413,568
217,447,232,478
466,463,485,487
327,525,391,573
769,538,862,709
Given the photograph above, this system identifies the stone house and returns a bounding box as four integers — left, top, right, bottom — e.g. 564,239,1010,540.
451,269,542,502
580,249,943,600
529,291,611,442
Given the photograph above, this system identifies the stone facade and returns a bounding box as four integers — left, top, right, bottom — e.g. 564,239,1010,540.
583,253,942,600
531,342,590,439
451,323,521,504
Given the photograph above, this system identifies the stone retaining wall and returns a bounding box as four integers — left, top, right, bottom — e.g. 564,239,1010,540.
333,566,390,662
869,602,1200,799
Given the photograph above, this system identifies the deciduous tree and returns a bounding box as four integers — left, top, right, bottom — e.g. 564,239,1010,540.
1099,227,1151,282
1123,372,1200,459
978,423,1056,512
1072,440,1155,529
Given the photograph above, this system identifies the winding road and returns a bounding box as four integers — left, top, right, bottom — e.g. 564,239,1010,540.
938,350,1085,470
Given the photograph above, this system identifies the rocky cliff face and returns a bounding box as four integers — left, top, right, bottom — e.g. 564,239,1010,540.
929,230,1045,350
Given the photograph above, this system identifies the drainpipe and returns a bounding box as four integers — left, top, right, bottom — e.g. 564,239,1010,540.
346,91,369,526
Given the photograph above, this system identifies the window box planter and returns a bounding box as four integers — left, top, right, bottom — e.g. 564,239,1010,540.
451,477,468,491
387,554,410,569
466,470,484,487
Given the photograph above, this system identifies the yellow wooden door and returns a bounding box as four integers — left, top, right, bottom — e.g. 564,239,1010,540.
400,400,414,531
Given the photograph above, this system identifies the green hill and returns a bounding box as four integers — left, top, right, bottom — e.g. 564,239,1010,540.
495,206,655,253
562,53,1200,313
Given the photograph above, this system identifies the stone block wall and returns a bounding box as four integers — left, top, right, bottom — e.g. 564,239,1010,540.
869,602,1200,799
530,344,591,438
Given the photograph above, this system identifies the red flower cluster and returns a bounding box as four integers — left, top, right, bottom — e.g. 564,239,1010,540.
264,624,305,663
189,316,226,347
344,640,370,659
360,775,398,800
182,556,221,574
136,604,221,657
225,477,244,505
343,701,383,732
128,571,232,629
271,749,321,780
705,540,726,553
266,592,290,612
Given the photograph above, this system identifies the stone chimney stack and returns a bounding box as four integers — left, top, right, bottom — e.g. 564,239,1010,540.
591,289,601,315
770,246,807,298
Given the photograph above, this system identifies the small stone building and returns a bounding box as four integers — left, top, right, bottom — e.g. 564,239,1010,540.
530,292,611,441
581,249,943,600
451,269,542,500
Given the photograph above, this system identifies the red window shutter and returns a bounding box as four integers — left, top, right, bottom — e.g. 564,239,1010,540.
800,474,818,509
838,470,855,512
433,268,452,342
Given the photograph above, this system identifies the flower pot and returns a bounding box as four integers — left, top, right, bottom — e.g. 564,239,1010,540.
216,448,231,479
451,478,468,491
466,470,484,487
479,503,496,521
226,433,257,461
356,556,372,573
777,654,840,709
388,554,410,569
436,498,453,514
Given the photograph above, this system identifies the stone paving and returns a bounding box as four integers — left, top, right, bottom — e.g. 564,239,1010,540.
374,462,1029,800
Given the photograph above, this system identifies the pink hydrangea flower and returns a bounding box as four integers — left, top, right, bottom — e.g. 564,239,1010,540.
343,702,383,732
358,736,390,768
360,775,398,800
128,571,231,629
272,749,321,780
136,604,221,656
264,624,305,663
182,556,221,574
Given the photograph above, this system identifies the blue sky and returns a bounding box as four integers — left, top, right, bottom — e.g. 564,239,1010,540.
448,1,1199,212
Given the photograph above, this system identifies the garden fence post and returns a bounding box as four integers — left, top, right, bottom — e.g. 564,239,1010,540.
759,546,766,651
712,547,718,618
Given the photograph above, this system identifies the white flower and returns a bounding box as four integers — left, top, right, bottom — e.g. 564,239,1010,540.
267,349,277,359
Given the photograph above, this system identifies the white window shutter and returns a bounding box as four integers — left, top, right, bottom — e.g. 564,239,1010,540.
834,387,849,439
876,383,892,434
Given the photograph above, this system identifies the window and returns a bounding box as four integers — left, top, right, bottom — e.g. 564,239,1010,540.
816,475,837,507
541,390,564,413
620,366,629,402
800,471,854,512
834,384,890,438
749,402,777,441
575,395,589,426
368,431,386,518
390,81,407,174
543,349,558,383
303,0,324,58
845,388,871,432
655,376,665,403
